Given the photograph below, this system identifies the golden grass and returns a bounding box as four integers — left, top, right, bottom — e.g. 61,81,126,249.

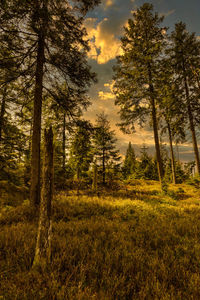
0,180,200,299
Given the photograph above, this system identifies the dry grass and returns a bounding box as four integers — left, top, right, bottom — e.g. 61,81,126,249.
0,180,200,299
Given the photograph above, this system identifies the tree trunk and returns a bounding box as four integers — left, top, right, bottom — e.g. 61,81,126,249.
102,150,105,185
28,123,33,160
33,127,54,268
77,167,80,196
187,102,200,174
92,163,98,192
183,71,200,174
148,65,163,182
30,33,45,207
176,142,180,163
151,102,163,182
167,121,177,184
0,87,7,143
62,112,66,170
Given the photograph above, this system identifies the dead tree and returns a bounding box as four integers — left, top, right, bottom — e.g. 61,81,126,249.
33,127,54,268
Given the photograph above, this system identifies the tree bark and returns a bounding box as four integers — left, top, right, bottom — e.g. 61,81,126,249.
167,121,177,184
92,163,98,192
183,68,200,174
102,149,105,185
187,102,200,174
77,166,80,196
62,112,66,170
0,87,7,143
30,33,45,207
151,101,163,182
148,65,163,182
33,127,54,268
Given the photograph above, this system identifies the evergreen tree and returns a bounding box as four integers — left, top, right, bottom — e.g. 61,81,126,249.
123,142,136,179
0,0,100,206
170,22,200,174
69,120,93,181
93,113,121,185
158,58,186,184
136,147,158,180
113,3,166,182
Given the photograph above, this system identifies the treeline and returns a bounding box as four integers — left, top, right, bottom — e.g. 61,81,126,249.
122,142,194,183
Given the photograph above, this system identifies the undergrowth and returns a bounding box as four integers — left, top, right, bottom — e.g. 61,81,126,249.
0,180,200,299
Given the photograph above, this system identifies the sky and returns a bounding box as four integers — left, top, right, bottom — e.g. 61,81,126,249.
83,0,200,161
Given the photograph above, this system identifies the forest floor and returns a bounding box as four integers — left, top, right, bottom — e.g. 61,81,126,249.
0,180,200,299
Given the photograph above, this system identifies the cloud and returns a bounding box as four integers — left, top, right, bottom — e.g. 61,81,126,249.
159,9,175,18
104,0,115,9
104,80,115,90
98,91,115,100
85,17,123,64
98,80,116,99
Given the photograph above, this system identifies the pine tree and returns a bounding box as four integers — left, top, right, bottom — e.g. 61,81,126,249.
136,147,158,180
93,113,121,185
113,3,166,182
170,22,200,174
0,0,100,206
158,58,186,184
69,120,93,181
123,142,136,179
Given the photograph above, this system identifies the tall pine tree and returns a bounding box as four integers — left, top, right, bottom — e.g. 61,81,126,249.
158,58,186,184
113,3,166,182
170,22,200,174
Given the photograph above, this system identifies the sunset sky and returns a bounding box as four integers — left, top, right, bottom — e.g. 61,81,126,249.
84,0,200,161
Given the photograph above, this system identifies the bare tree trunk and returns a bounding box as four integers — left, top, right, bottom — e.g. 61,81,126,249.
77,167,80,196
28,123,33,160
102,149,105,185
187,102,200,174
30,33,45,207
33,127,54,268
92,163,98,192
167,122,177,184
148,65,163,182
176,142,180,163
62,112,66,170
183,70,200,174
0,88,7,143
151,104,163,182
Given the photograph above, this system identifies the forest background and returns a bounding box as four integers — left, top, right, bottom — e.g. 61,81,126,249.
1,1,200,299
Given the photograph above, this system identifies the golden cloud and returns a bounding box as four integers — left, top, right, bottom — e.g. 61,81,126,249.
98,91,115,100
84,18,123,64
105,0,114,8
104,80,115,91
